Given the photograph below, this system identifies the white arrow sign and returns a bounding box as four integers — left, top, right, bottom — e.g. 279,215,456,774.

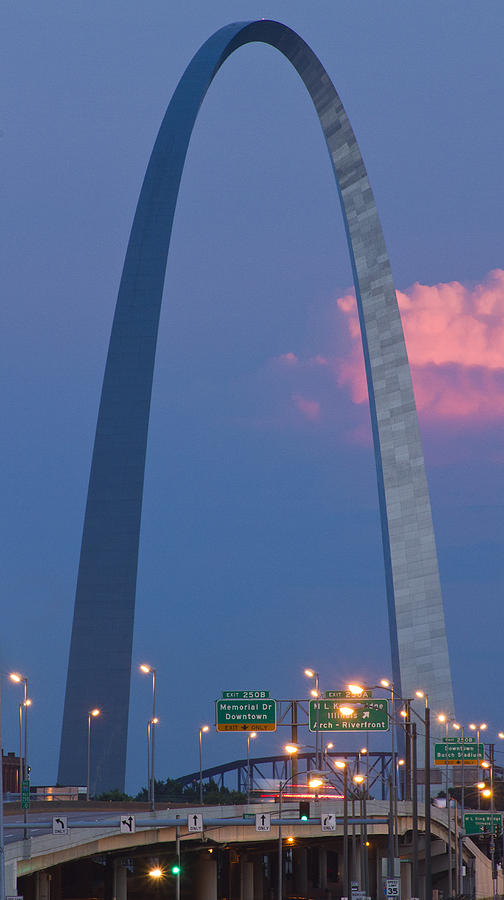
52,815,68,835
120,815,136,833
256,812,271,832
321,813,337,832
188,813,203,833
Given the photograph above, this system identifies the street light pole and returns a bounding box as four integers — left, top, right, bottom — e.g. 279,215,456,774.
491,753,496,900
438,714,455,899
305,669,320,769
247,732,256,804
412,722,419,899
423,697,432,900
199,726,209,805
151,669,156,811
147,720,151,803
446,718,452,899
86,708,100,801
0,676,7,900
278,780,283,900
343,765,349,900
18,704,22,799
458,724,465,896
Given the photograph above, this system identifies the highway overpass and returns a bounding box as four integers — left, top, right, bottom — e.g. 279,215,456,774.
3,799,502,899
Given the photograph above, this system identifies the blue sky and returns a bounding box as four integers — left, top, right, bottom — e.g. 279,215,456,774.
1,0,503,792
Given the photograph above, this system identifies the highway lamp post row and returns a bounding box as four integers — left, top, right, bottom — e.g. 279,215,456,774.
287,740,371,900
394,688,432,900
350,680,432,900
277,768,328,900
140,664,156,811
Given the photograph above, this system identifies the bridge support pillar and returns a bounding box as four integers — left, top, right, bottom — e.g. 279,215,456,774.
294,847,308,896
401,861,411,900
36,871,51,900
241,857,254,900
5,861,17,897
196,853,217,900
253,856,264,899
113,861,128,900
319,846,328,891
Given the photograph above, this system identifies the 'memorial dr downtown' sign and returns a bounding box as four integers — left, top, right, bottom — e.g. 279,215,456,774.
309,699,389,731
216,693,276,731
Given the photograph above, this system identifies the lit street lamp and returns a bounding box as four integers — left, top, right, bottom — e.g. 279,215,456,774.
140,664,157,811
87,708,101,801
247,731,257,804
199,725,209,804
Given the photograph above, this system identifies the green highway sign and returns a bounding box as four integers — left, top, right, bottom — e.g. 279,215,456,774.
435,743,484,765
221,690,270,699
21,778,30,810
216,698,276,732
444,737,476,744
464,813,502,835
309,699,389,732
324,689,373,699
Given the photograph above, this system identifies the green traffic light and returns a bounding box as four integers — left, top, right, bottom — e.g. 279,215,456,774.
300,814,308,821
171,864,181,875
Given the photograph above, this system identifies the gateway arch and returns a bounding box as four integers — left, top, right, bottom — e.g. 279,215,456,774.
59,20,454,792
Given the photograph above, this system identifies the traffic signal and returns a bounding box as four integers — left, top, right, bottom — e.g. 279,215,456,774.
171,863,181,876
299,801,310,821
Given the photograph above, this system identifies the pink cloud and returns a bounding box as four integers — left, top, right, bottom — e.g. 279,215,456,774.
277,352,299,365
335,269,504,424
292,393,321,421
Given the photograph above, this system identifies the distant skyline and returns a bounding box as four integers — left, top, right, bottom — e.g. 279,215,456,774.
1,0,503,792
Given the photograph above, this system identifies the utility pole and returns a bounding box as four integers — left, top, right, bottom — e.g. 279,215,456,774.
412,723,419,899
425,701,432,900
0,678,6,900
